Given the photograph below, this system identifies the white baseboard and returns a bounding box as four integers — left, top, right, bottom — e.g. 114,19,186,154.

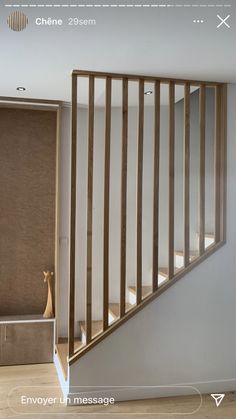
66,378,236,405
54,352,69,399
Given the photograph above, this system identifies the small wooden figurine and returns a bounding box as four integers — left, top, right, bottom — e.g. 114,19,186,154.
43,271,54,318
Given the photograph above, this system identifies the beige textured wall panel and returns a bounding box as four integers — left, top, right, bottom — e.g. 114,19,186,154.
0,108,57,315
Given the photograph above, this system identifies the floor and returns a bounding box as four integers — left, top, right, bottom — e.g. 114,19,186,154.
0,363,235,419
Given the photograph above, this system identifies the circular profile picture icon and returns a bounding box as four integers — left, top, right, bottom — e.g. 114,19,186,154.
7,11,28,32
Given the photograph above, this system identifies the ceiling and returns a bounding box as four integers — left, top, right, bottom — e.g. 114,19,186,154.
0,0,235,105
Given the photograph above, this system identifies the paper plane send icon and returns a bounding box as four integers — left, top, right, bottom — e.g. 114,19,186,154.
211,393,225,407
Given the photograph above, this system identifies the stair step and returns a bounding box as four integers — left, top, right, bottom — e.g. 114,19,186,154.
127,270,171,304
129,285,152,299
205,233,214,238
79,303,134,341
175,250,199,259
197,232,215,248
79,236,213,343
109,302,133,320
175,250,199,268
175,233,215,268
79,320,103,342
158,268,168,286
127,285,152,304
159,267,168,278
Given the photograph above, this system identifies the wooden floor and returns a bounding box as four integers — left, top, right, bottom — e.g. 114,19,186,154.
0,363,235,418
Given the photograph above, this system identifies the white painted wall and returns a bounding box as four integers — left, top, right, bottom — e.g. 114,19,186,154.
174,88,215,253
58,88,215,336
64,85,236,398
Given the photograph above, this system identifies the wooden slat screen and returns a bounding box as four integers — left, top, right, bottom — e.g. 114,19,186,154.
69,70,226,362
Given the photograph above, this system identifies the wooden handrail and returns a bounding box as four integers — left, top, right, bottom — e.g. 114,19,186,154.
68,71,227,363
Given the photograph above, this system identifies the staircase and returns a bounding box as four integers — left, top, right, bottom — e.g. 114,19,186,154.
57,232,215,372
55,70,226,377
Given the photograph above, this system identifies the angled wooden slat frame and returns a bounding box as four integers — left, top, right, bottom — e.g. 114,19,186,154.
68,70,227,367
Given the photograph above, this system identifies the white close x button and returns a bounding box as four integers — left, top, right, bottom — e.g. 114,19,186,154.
217,14,231,29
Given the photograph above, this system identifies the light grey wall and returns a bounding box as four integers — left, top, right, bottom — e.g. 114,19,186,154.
58,88,216,335
69,85,236,397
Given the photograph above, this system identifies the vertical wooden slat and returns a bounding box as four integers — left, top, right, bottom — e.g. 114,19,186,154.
152,80,160,291
120,78,128,317
69,74,77,357
168,82,175,279
215,85,221,243
86,75,95,344
184,83,190,267
54,106,61,345
137,79,144,304
103,77,111,330
199,84,206,255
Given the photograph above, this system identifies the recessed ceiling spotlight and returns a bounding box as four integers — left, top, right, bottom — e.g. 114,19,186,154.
144,90,153,95
16,86,26,92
